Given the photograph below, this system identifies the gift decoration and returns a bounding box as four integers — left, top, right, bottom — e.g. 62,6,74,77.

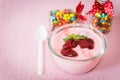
76,2,87,21
87,0,114,33
50,2,87,30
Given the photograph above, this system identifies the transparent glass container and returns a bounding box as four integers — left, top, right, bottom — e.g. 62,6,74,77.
48,23,107,74
92,0,113,33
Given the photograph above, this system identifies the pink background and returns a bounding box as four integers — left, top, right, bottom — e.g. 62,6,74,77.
0,0,120,80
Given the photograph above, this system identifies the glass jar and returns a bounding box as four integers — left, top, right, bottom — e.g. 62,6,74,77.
92,0,113,33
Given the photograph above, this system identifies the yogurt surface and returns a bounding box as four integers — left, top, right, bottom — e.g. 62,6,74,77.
52,27,103,60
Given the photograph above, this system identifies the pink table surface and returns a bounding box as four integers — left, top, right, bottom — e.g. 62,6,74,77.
0,0,120,80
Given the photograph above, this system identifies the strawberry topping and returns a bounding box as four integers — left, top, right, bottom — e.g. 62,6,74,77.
78,38,94,49
61,48,78,57
63,39,77,49
61,34,94,57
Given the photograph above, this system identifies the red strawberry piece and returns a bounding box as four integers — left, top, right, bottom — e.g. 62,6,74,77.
61,48,71,56
78,38,94,49
67,49,78,57
63,39,77,49
87,38,94,49
61,48,78,57
78,39,89,48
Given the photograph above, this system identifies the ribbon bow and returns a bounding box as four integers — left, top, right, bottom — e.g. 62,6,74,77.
87,0,114,17
76,2,87,20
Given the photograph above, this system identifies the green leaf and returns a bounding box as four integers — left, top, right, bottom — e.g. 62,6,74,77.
63,34,73,42
74,35,87,40
63,34,87,42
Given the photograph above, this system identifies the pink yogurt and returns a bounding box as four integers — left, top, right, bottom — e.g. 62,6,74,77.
48,24,107,74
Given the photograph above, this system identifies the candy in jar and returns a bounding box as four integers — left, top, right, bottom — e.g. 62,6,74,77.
50,9,76,30
87,0,114,33
92,12,112,33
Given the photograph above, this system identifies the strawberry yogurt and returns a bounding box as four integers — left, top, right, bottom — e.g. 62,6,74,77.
48,24,107,74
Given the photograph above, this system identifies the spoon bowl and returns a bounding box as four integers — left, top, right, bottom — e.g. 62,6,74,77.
36,25,48,42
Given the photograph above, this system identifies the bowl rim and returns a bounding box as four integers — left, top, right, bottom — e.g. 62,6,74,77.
48,23,107,62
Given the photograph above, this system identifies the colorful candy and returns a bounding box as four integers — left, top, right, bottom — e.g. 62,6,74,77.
87,0,114,33
92,12,112,33
50,9,76,30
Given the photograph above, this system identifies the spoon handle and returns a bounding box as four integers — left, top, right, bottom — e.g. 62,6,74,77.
38,41,43,75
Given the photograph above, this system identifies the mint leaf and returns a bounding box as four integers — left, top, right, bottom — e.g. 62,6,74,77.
63,34,87,42
73,35,87,40
63,34,73,42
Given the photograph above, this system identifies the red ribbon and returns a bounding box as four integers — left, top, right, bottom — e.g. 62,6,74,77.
76,2,87,20
87,1,114,17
